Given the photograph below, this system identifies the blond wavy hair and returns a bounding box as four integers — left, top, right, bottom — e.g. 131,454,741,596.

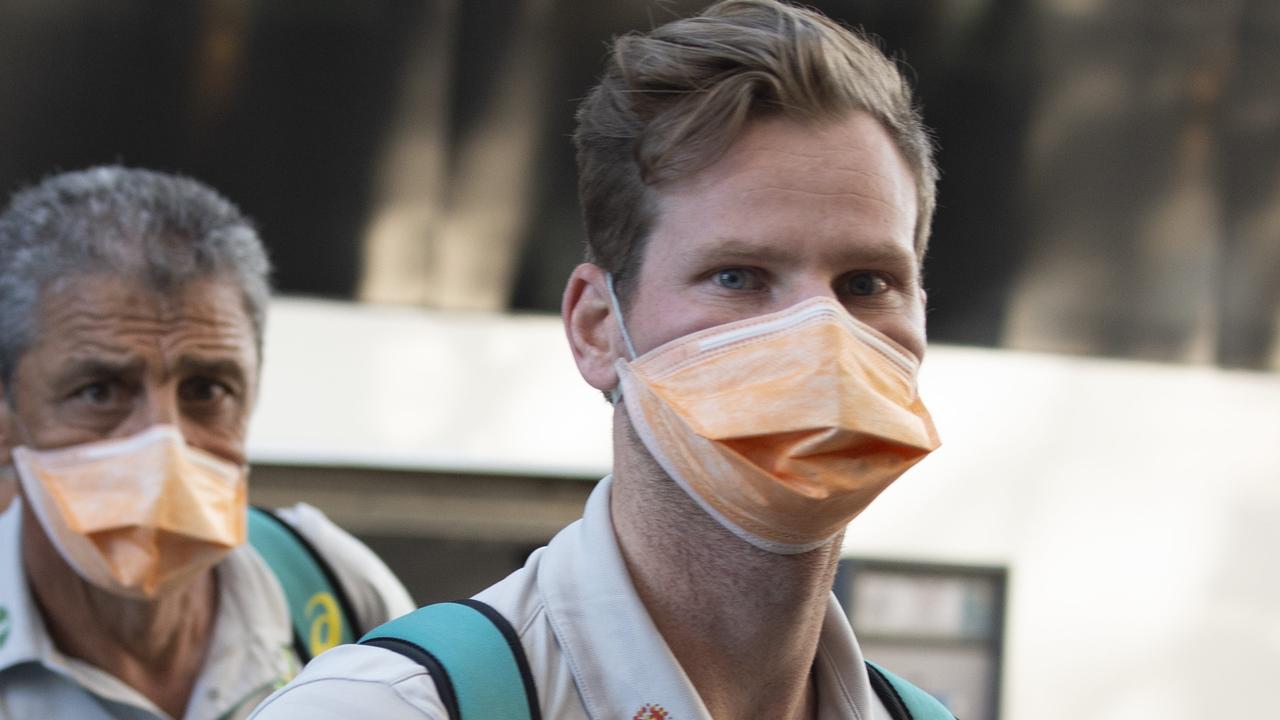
574,0,936,299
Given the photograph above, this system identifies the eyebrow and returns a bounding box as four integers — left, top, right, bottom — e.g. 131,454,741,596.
50,356,147,391
680,238,791,265
172,356,249,387
686,236,920,270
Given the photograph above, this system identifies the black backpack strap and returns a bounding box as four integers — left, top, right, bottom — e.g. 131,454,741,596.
866,660,958,720
359,599,541,720
247,506,360,663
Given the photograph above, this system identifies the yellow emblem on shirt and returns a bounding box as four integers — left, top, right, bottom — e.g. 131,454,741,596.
304,591,344,655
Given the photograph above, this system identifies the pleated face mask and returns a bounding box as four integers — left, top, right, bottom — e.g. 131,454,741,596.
613,291,940,554
12,424,247,599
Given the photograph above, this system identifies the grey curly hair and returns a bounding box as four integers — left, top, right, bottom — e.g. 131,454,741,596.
0,165,272,385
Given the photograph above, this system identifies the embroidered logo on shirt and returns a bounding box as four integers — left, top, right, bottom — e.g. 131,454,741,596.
0,606,9,650
633,704,669,720
304,591,344,655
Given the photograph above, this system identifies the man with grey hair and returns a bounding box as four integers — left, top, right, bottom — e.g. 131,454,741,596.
255,1,953,719
0,166,414,720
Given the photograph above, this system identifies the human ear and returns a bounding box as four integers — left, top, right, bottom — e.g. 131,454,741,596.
562,263,625,393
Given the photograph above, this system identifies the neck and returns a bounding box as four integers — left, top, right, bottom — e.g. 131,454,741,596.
21,502,218,719
611,414,840,720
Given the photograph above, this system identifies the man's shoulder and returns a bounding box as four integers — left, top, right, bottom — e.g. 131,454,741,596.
267,502,373,565
472,551,543,628
251,547,554,720
250,643,448,719
261,503,416,626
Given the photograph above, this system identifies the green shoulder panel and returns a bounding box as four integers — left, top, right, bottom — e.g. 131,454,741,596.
866,660,958,720
247,506,355,661
360,600,540,720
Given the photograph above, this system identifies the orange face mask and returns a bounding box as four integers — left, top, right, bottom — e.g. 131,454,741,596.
12,425,247,599
612,290,940,554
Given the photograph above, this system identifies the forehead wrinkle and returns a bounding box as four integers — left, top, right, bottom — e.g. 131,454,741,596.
43,293,249,331
722,126,903,166
36,316,161,361
36,302,252,370
39,309,201,351
735,184,904,213
172,355,249,384
54,331,246,364
58,337,147,362
704,157,912,212
730,145,888,167
152,323,256,372
42,298,162,324
163,335,255,362
714,119,917,194
688,152,892,192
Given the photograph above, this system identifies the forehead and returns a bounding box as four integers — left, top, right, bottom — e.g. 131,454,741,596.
28,273,257,370
650,112,919,266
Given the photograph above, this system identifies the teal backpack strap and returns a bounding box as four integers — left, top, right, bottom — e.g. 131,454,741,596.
866,660,957,720
359,599,541,720
247,506,358,663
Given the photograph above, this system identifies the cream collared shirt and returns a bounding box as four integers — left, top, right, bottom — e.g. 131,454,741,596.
251,476,893,720
0,500,414,720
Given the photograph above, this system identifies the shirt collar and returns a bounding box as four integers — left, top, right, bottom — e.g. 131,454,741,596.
536,475,878,719
0,499,173,715
183,538,298,719
0,498,51,673
814,594,882,719
0,498,297,719
537,475,709,718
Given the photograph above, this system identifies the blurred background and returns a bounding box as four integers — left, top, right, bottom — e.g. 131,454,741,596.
1,1,1277,717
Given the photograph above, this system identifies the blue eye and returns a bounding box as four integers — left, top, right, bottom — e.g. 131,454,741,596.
844,273,889,296
712,268,758,290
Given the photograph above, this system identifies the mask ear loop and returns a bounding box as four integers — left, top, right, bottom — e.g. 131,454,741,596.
4,413,37,509
6,408,36,453
605,272,638,403
605,273,638,360
1,393,27,497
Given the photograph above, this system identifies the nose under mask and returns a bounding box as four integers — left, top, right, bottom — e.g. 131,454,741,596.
607,275,940,554
12,424,247,599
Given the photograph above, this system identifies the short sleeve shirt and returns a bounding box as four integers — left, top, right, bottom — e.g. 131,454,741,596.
251,476,893,720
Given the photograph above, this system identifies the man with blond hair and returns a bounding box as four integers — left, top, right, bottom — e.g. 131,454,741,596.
254,2,952,718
